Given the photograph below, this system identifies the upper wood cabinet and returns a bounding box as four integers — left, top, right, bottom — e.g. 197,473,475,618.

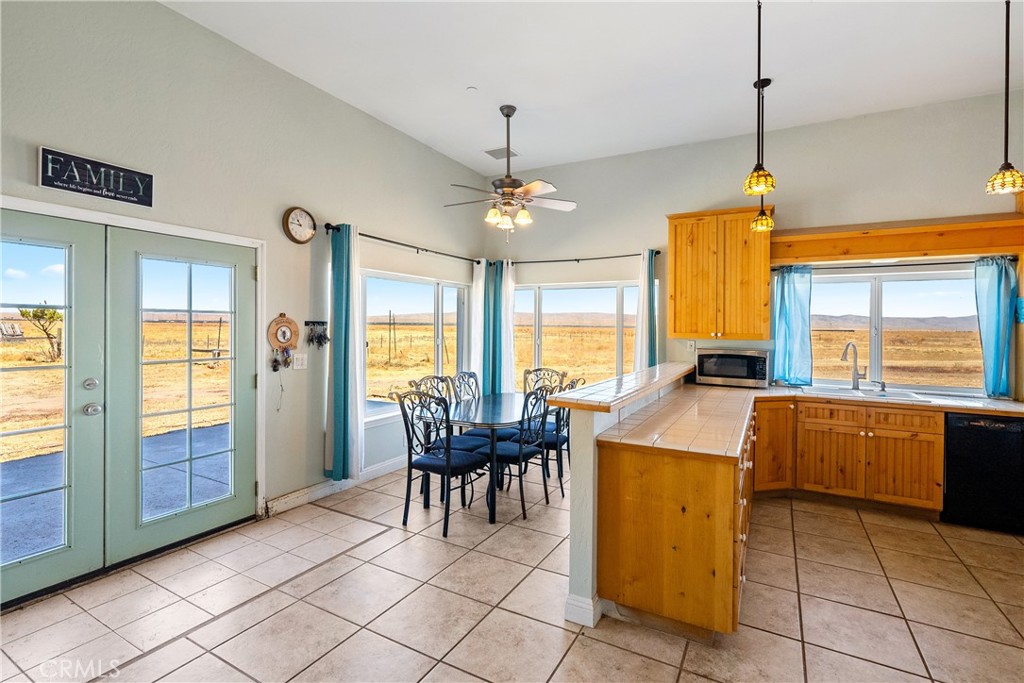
667,207,772,340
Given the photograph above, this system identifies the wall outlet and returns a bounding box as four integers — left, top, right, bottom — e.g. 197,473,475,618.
292,353,307,370
686,340,696,353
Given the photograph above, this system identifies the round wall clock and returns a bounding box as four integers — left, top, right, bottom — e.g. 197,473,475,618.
282,206,316,244
267,313,299,350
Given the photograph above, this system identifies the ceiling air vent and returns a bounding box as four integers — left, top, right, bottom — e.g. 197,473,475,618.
484,147,518,161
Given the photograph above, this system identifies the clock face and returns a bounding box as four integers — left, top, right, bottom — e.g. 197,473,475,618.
283,207,316,244
276,325,292,344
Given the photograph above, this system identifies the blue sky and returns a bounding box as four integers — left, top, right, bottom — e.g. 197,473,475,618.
812,279,976,318
0,242,66,307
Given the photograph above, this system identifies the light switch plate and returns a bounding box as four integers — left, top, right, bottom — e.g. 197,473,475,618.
292,353,307,370
687,340,696,353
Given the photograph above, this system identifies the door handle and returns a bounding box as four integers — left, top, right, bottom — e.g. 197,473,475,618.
83,403,104,416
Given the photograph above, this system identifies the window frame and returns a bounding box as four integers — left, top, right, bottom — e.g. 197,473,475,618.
809,262,982,395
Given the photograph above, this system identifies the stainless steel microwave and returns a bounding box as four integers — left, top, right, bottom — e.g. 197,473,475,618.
695,349,771,388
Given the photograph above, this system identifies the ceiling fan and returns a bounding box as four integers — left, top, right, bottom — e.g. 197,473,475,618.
445,104,577,239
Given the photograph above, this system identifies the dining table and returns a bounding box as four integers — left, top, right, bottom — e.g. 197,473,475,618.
447,392,526,524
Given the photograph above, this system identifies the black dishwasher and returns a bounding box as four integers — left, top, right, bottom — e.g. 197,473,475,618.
942,413,1024,534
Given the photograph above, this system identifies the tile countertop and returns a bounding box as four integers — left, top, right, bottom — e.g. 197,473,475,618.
548,361,694,412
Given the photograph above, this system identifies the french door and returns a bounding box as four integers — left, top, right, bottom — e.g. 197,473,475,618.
0,210,257,602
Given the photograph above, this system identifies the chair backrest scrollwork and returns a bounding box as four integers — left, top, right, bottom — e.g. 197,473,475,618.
451,371,481,402
392,390,452,460
523,367,567,394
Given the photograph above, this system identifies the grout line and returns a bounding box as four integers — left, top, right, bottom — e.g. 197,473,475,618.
789,499,809,683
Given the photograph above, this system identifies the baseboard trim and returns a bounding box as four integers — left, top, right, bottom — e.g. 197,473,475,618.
265,456,407,516
565,591,602,628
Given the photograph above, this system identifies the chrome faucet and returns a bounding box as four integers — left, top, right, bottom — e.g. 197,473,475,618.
840,341,868,390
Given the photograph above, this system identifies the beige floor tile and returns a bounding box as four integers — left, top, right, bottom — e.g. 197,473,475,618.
1,652,20,681
998,602,1024,635
462,495,532,524
368,584,490,659
187,590,296,650
372,475,440,500
234,516,295,541
241,552,315,587
346,527,415,561
371,500,450,533
186,575,269,616
304,562,420,625
910,621,1024,683
475,524,562,566
1,595,83,642
314,487,366,507
299,509,359,534
420,510,502,549
969,565,1024,607
275,503,329,525
213,601,356,682
443,608,575,683
159,653,251,682
750,503,792,530
499,569,579,631
747,523,794,557
756,496,792,510
188,531,254,559
289,535,355,564
583,616,687,666
934,522,1023,549
115,601,210,652
24,631,139,683
371,535,468,581
797,559,900,614
745,548,798,591
677,671,717,683
89,584,180,629
551,635,678,682
107,638,204,683
538,538,570,576
794,510,869,545
804,644,928,682
294,626,435,682
795,532,883,575
2,613,110,670
495,480,551,506
260,524,323,552
419,662,485,682
429,550,532,605
132,549,207,582
278,555,363,599
158,561,236,598
876,547,987,597
792,498,860,520
331,490,406,520
738,581,801,638
509,504,571,537
64,570,152,610
946,537,1024,576
358,472,406,490
890,579,1023,646
684,624,804,683
212,542,283,573
857,509,938,534
328,518,389,544
800,594,926,675
865,524,957,561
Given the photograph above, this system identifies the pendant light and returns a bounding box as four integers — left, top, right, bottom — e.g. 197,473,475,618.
751,197,774,233
744,0,776,200
986,0,1024,195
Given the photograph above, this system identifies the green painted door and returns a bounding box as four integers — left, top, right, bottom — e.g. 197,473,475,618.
1,211,106,603
105,228,257,563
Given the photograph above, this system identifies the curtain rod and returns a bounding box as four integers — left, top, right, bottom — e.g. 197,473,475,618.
772,258,995,273
514,250,661,266
325,225,480,264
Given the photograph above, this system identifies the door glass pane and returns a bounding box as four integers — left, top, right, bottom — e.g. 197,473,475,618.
192,453,231,505
142,363,188,414
142,259,188,310
191,264,232,312
623,286,638,373
142,465,188,519
191,315,232,359
514,289,535,389
541,288,617,385
1,490,65,564
441,286,460,378
810,281,871,382
0,430,64,470
142,413,187,467
192,360,231,408
364,277,435,403
142,312,187,361
881,279,982,388
0,368,65,430
192,406,231,457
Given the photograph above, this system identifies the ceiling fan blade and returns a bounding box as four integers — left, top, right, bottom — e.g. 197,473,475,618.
527,197,577,212
518,180,557,198
450,183,497,196
444,198,496,208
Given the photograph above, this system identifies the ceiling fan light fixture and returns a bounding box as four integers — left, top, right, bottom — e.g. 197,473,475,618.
484,206,502,224
743,163,776,196
497,213,515,231
514,207,533,226
986,162,1024,195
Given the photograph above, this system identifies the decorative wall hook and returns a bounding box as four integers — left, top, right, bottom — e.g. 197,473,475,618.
305,320,331,349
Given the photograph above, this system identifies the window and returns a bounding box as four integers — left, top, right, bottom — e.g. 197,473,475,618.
516,283,641,388
363,274,466,409
809,265,983,391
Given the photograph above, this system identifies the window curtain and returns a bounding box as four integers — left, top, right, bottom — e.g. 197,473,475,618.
482,259,516,394
975,256,1018,398
772,265,813,386
633,248,658,370
325,224,365,480
469,258,486,382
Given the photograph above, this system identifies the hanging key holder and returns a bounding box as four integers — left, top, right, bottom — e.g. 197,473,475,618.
268,313,299,371
305,320,331,349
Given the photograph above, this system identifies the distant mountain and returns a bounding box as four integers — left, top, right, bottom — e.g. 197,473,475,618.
812,314,977,331
367,312,635,327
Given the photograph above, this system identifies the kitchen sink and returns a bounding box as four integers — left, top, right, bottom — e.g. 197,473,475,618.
800,386,927,402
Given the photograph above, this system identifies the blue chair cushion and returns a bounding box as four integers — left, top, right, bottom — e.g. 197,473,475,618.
412,450,489,476
476,441,543,463
463,427,520,441
431,435,491,452
540,432,569,449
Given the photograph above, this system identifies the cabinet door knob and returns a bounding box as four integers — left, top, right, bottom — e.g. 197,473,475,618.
868,431,874,437
740,498,747,506
740,575,747,583
859,431,866,436
750,435,757,442
789,404,795,409
740,533,748,542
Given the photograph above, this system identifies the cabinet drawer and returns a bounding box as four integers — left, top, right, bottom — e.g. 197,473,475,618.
867,407,943,434
798,401,866,427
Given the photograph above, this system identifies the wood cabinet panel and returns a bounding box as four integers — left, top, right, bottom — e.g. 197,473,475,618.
798,401,866,427
866,428,944,510
796,422,866,498
719,214,771,340
668,216,718,338
867,407,943,434
753,399,796,491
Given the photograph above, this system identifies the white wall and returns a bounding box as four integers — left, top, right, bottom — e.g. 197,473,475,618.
1,1,486,498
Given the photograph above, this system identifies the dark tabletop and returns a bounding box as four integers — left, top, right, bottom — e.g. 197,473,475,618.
448,392,526,429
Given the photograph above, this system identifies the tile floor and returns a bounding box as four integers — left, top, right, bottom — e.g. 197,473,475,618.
2,470,1023,682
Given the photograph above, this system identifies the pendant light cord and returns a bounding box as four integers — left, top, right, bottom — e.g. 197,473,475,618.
505,111,512,178
756,0,763,165
1003,0,1011,164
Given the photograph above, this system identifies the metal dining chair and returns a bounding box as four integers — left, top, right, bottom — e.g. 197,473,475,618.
540,377,585,496
523,367,568,393
393,390,489,537
451,371,520,442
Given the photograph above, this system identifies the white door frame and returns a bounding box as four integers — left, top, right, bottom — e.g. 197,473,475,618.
0,195,269,515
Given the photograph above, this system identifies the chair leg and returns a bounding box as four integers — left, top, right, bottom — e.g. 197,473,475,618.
460,474,468,508
556,444,565,497
403,469,413,526
517,464,527,519
540,455,550,505
423,472,431,509
443,475,452,537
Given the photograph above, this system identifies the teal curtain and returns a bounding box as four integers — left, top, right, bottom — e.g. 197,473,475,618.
482,260,504,395
773,265,813,385
975,256,1018,398
643,248,657,367
326,224,353,480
